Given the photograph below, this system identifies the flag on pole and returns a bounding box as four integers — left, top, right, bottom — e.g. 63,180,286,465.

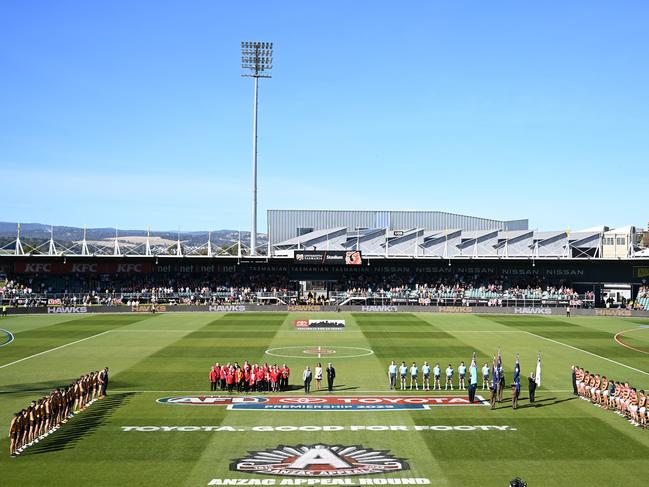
513,353,520,381
497,348,502,368
535,353,541,386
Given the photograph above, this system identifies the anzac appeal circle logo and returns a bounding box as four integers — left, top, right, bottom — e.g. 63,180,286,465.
231,444,408,477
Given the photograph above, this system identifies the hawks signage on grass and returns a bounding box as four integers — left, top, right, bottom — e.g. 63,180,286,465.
156,396,487,410
231,444,408,477
46,306,88,314
360,305,398,312
514,307,552,315
294,320,345,330
208,305,247,312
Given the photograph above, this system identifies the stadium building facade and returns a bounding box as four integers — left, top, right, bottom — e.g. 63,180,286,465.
1,210,647,309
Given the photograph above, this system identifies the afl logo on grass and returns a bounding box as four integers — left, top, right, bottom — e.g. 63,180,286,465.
231,444,408,476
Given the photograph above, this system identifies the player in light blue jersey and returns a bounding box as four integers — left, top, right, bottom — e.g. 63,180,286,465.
433,363,441,390
482,363,490,390
410,362,419,390
422,362,431,391
445,364,454,391
399,362,408,390
458,361,467,390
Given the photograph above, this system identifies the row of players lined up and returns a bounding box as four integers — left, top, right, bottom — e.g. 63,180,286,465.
8,368,109,457
574,366,648,429
209,362,291,392
387,360,513,391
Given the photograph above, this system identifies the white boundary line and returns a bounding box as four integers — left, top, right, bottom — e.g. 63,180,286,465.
0,330,111,369
524,331,649,376
0,329,15,348
0,389,576,394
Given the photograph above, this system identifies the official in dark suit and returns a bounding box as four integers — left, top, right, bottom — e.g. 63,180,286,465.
571,365,578,395
326,363,336,392
303,366,312,393
528,372,537,404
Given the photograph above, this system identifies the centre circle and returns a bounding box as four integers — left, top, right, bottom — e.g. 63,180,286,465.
265,346,374,359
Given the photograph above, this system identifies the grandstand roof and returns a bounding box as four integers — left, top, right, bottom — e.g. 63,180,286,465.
271,226,624,259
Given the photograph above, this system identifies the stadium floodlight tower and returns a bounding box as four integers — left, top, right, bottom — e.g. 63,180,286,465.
241,41,273,256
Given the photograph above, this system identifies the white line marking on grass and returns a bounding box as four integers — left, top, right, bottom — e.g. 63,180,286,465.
0,388,576,394
0,329,15,347
16,389,572,394
108,330,196,332
524,331,649,376
613,328,649,356
0,330,110,369
285,330,527,334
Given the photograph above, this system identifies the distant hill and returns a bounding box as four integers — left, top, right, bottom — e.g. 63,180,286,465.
0,222,267,252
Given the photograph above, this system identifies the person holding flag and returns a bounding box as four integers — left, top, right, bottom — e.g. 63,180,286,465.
513,354,521,383
528,372,537,404
496,349,505,402
468,353,478,403
512,374,521,409
529,352,541,403
490,357,499,410
512,354,521,409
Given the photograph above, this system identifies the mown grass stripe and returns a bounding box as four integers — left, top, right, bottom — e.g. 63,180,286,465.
524,330,649,376
0,330,111,369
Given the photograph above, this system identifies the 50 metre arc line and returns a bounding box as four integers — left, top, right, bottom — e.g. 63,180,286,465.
0,329,15,348
614,328,649,356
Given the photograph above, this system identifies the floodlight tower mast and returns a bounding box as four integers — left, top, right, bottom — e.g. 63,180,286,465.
241,41,273,256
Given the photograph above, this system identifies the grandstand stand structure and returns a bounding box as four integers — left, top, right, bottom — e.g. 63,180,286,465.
269,210,641,260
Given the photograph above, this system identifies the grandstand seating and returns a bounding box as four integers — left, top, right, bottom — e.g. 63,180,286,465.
0,274,633,310
637,287,649,310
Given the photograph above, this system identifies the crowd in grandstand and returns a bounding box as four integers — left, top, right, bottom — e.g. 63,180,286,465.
574,365,647,429
8,368,109,457
209,362,291,392
2,273,646,309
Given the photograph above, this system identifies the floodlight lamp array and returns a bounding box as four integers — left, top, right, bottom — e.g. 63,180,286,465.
241,41,273,76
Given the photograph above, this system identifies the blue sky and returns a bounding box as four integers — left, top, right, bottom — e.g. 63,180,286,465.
1,1,647,232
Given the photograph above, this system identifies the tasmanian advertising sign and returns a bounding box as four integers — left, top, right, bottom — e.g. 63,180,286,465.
294,251,362,266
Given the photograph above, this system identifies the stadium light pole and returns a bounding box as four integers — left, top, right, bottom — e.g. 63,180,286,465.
241,41,273,256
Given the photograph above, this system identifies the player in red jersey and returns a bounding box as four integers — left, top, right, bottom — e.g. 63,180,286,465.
270,366,279,392
225,368,235,393
281,364,290,391
219,365,227,391
209,366,218,392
